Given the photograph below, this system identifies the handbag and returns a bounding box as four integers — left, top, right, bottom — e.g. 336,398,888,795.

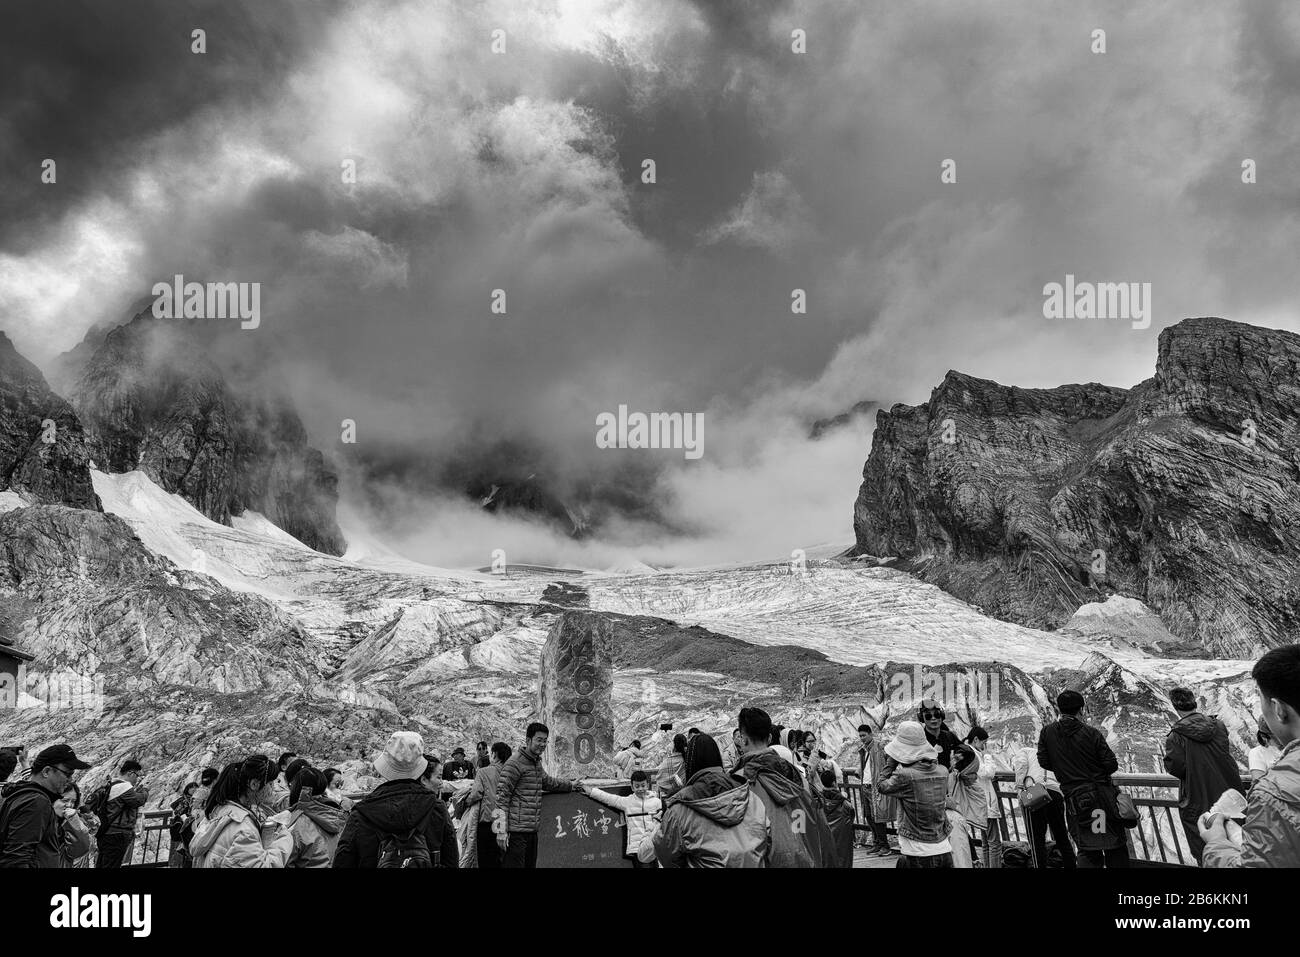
1114,787,1140,828
1018,775,1052,812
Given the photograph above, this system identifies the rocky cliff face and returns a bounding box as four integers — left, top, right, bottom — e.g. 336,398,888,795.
0,333,100,511
65,313,345,554
854,317,1300,657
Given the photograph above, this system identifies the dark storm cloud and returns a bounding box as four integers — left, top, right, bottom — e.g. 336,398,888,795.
0,0,342,251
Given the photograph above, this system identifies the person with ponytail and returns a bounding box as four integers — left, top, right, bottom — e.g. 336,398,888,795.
188,755,293,868
285,766,348,867
651,733,770,868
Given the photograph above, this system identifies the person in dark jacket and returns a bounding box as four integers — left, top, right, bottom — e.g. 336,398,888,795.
442,748,476,781
919,701,965,770
817,767,855,867
1163,687,1246,864
494,722,577,868
733,707,836,868
1037,690,1128,868
0,744,92,868
94,759,150,868
333,731,458,868
652,732,769,867
475,741,491,770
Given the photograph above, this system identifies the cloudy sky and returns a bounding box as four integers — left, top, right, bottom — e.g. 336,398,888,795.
2,0,1299,566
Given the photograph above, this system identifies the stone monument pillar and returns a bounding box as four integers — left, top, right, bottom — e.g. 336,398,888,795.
537,611,618,779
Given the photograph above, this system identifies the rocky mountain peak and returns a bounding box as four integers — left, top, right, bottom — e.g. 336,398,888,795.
854,316,1300,657
0,331,100,512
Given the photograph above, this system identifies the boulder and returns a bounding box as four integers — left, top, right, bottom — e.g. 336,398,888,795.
537,611,618,779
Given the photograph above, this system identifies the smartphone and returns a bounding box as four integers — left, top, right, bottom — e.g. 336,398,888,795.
659,723,673,731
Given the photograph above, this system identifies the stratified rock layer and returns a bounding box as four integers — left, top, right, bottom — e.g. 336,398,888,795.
538,611,618,779
0,333,100,511
854,317,1300,656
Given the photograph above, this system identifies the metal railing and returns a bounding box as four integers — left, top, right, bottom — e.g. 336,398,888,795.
839,771,1246,867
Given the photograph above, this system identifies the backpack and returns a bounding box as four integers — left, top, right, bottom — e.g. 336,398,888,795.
86,781,127,837
376,804,441,869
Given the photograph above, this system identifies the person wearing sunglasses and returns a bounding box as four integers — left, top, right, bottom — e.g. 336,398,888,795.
0,744,92,868
917,702,965,771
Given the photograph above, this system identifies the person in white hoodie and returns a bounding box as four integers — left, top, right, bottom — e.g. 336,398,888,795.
577,770,661,866
1012,742,1074,868
189,754,293,868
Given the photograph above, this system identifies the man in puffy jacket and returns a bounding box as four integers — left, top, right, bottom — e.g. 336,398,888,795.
494,722,577,868
1202,645,1300,868
333,732,458,868
1037,690,1128,868
733,707,836,868
95,759,150,868
1163,687,1246,864
0,744,91,868
653,732,768,867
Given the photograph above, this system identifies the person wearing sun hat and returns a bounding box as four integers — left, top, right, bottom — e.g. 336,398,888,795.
333,731,458,868
877,721,953,868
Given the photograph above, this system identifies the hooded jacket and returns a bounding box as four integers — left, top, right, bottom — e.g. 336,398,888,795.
0,780,65,868
332,779,459,868
189,801,293,868
818,785,856,868
1203,738,1300,868
1163,713,1246,811
495,746,572,834
734,748,836,868
653,768,768,868
287,795,350,868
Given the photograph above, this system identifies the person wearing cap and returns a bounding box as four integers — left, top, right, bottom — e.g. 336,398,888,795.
442,747,476,781
0,744,92,868
1037,690,1128,868
94,758,150,868
333,731,459,868
877,721,954,867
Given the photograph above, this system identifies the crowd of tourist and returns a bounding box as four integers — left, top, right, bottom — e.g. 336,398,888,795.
0,643,1297,868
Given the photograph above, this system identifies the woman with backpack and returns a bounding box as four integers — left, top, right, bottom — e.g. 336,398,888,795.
188,755,293,868
285,767,348,867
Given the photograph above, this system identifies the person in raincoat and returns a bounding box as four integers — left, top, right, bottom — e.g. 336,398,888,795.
652,733,769,867
189,755,293,868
